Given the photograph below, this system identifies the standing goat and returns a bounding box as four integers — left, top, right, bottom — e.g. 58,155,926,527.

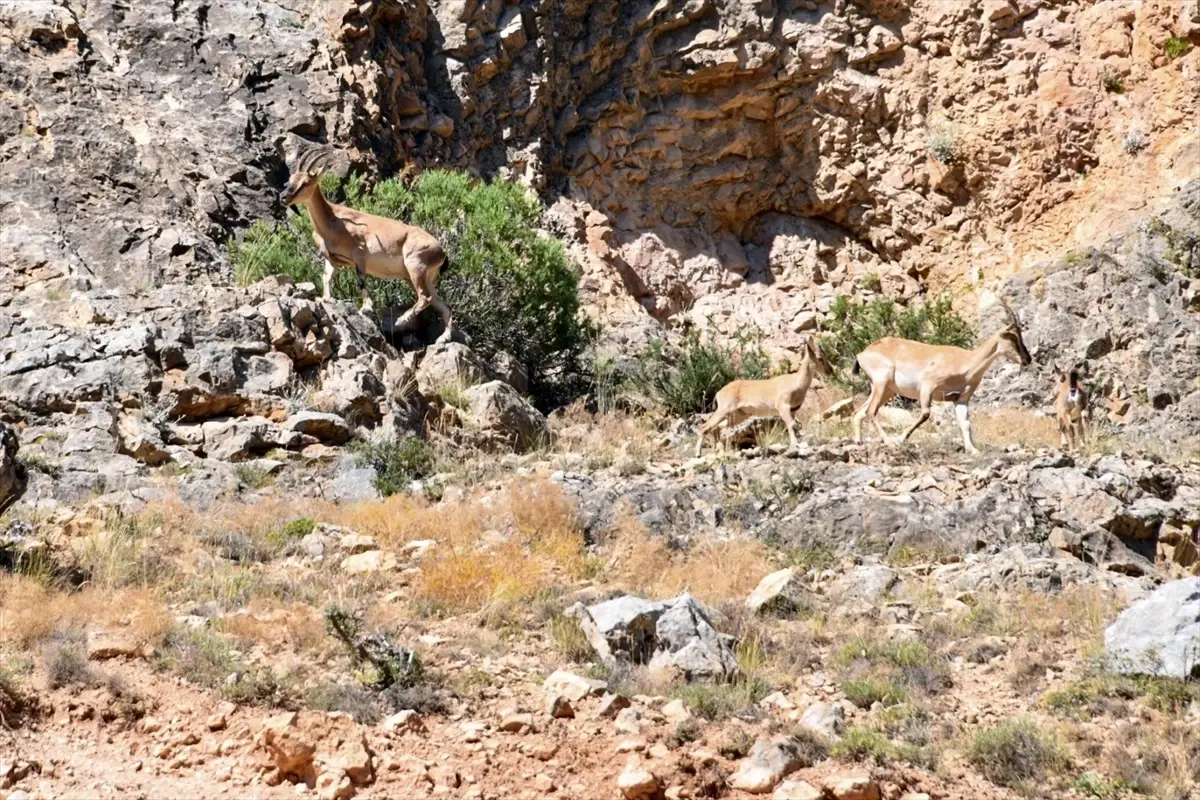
1053,361,1089,451
695,336,832,456
851,302,1031,454
282,148,455,343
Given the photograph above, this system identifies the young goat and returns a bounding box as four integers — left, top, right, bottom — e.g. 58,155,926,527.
282,148,455,343
851,302,1032,454
694,337,832,456
1054,361,1089,450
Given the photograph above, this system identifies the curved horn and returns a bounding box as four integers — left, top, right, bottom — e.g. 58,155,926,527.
1000,300,1020,329
293,146,319,175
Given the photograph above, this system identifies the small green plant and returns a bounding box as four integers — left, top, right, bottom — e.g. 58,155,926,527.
621,326,771,416
1074,771,1122,799
832,726,893,762
1164,37,1192,59
547,612,594,663
843,678,907,709
926,129,959,164
1101,68,1124,94
672,718,703,746
1123,131,1148,155
283,517,316,539
324,606,423,690
0,660,36,728
859,272,883,293
718,728,756,759
673,674,771,722
967,718,1068,789
305,682,383,724
156,626,289,706
352,435,437,497
19,454,61,478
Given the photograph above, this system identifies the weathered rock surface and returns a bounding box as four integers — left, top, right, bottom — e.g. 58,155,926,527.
728,736,801,794
462,381,549,451
1104,578,1200,679
746,567,812,617
568,593,737,680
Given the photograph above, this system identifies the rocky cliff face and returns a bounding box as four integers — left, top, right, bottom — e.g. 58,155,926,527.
4,0,1197,330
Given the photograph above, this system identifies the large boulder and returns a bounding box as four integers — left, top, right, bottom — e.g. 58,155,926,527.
415,343,490,398
568,593,738,681
728,736,802,794
0,422,28,515
463,381,549,451
1104,578,1200,679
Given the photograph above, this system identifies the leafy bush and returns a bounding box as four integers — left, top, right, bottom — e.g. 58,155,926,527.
820,294,975,381
672,718,703,746
620,326,771,415
843,678,907,709
353,435,436,497
832,726,893,762
283,517,316,539
230,169,594,407
156,626,289,707
43,640,92,689
968,718,1068,788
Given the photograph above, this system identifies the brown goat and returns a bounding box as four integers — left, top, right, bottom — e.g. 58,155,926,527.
1054,361,1089,450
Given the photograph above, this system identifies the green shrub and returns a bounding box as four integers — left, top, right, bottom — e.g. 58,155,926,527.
673,674,771,721
967,718,1068,788
620,326,771,415
672,718,703,746
283,517,316,539
820,294,975,382
43,640,92,689
843,678,907,709
1101,68,1124,94
832,726,893,761
1164,37,1192,59
718,728,756,759
352,435,436,497
230,170,594,407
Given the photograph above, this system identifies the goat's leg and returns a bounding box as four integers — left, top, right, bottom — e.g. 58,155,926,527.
322,259,336,301
897,390,933,445
776,400,800,450
955,402,979,455
426,276,455,344
393,290,432,332
695,409,726,457
866,385,895,445
1059,418,1070,450
353,260,373,314
852,384,884,443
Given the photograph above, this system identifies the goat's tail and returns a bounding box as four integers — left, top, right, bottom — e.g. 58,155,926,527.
851,356,862,376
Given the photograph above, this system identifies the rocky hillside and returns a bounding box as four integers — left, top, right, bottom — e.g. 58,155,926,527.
3,0,1197,333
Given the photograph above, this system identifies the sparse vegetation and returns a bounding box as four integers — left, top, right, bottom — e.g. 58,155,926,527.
1122,130,1148,155
547,611,594,662
926,126,959,164
832,726,893,762
230,170,595,407
673,674,771,721
718,728,756,759
234,463,274,490
42,638,92,689
325,606,423,690
968,718,1068,789
156,626,290,707
672,718,703,746
1101,68,1124,94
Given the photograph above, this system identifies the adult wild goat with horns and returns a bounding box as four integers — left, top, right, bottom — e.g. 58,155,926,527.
282,147,455,343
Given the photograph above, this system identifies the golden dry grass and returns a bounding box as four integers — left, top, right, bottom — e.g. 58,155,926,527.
0,576,172,649
602,516,774,605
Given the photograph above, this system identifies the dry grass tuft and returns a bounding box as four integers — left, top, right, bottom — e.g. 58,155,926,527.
970,408,1060,450
0,576,172,649
603,516,773,604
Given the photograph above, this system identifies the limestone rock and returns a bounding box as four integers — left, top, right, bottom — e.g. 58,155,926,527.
823,771,881,800
543,670,607,703
283,411,351,445
462,381,549,451
773,780,822,800
415,343,490,398
728,736,801,794
746,567,812,617
617,758,660,800
1104,578,1200,679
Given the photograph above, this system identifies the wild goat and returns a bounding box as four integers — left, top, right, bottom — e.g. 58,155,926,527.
1054,361,1089,450
851,302,1031,454
282,148,455,343
694,336,832,456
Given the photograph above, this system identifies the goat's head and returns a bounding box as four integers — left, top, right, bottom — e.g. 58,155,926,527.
997,301,1032,366
1054,360,1088,390
805,336,832,376
282,148,333,207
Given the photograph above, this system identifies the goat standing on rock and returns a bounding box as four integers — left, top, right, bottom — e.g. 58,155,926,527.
282,148,455,343
695,336,832,456
851,302,1032,454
